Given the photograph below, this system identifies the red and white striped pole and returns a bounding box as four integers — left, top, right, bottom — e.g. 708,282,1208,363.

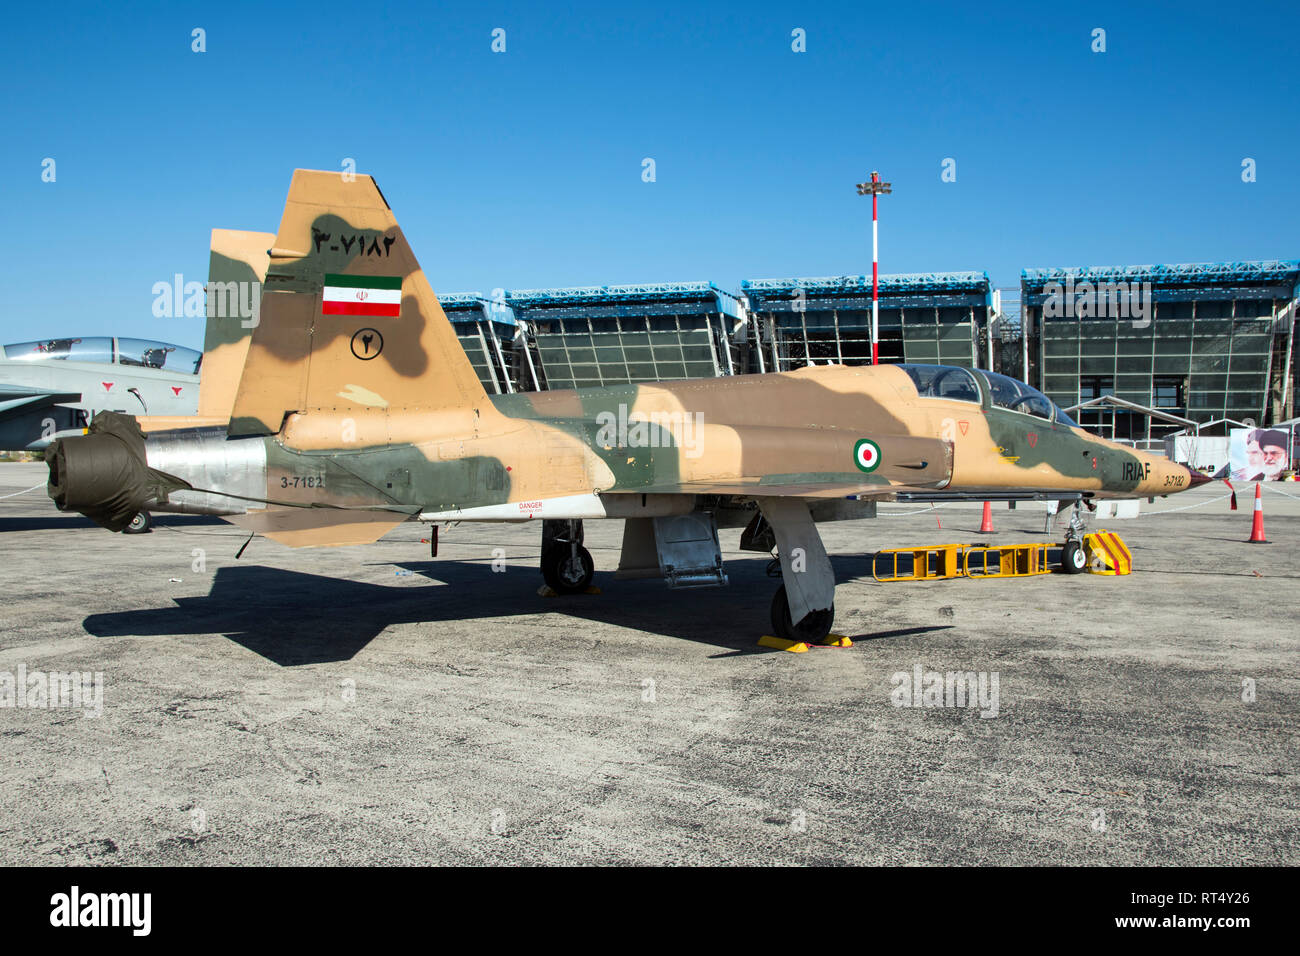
871,175,879,365
857,171,892,365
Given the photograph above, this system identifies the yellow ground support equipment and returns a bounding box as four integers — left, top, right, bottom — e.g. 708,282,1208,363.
757,634,854,653
1082,530,1132,575
872,544,969,582
963,543,1052,578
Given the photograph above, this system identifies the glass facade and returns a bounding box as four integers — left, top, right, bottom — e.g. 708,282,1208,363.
535,327,717,388
1039,301,1276,424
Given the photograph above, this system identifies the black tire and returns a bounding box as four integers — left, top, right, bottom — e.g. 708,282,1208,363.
123,511,153,535
770,585,834,644
542,544,594,594
1060,539,1086,574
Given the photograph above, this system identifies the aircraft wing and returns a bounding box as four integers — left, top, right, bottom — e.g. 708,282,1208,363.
600,476,945,500
0,387,82,424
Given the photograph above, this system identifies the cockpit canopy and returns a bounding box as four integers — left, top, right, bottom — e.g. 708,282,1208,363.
897,363,1077,426
2,336,201,375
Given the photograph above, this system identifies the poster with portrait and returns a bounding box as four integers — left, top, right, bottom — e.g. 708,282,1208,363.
1222,427,1291,481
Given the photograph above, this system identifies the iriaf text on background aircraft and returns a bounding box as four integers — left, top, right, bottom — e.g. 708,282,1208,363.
45,170,1210,643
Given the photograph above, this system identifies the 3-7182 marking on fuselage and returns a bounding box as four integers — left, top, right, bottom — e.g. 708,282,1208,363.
280,476,325,489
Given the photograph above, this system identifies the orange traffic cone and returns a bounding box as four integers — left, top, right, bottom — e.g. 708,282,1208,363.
978,500,994,534
1247,483,1268,544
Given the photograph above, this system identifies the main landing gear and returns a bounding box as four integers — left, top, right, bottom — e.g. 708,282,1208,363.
770,584,835,644
751,500,837,645
540,519,594,594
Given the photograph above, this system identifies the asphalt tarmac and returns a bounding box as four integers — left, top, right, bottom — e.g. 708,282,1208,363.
1,462,1296,864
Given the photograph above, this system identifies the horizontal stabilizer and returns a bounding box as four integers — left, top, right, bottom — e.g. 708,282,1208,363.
225,506,414,547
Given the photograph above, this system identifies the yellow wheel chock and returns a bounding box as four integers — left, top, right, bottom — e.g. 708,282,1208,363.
537,584,603,598
1081,530,1131,575
757,633,854,652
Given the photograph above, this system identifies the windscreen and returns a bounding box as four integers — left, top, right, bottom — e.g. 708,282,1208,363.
979,369,1055,420
3,337,113,363
897,364,980,403
117,338,201,373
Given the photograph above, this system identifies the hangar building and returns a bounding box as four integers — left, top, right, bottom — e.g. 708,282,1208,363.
439,259,1299,440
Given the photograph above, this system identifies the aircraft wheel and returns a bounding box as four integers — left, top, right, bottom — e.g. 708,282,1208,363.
123,511,153,535
770,585,834,645
1060,539,1086,574
541,544,594,594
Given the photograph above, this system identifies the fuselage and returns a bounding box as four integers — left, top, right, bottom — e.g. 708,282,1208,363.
47,362,1199,534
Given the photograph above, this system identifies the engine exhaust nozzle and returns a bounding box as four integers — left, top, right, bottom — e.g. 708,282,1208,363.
45,412,182,531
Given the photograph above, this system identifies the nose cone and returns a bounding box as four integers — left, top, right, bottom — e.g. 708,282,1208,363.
1132,454,1204,496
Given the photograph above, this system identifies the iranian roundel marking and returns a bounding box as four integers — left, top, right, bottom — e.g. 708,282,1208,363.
853,438,882,473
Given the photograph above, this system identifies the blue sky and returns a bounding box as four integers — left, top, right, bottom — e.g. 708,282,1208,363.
2,0,1296,350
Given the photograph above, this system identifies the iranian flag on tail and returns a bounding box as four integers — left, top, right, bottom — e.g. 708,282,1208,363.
322,274,403,317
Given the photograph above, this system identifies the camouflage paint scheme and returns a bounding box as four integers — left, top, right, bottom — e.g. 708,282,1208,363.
46,170,1202,621
136,229,272,433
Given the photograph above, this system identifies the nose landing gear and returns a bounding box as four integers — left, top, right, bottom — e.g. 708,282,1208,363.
1059,501,1087,573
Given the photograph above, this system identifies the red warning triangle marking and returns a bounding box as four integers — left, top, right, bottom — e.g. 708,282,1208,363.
958,421,969,435
1027,433,1038,447
172,386,182,396
102,382,114,391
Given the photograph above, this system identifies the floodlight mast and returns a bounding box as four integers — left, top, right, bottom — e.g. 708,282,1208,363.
856,171,892,364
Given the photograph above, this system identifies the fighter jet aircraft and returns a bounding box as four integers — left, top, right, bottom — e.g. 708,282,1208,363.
0,335,200,452
45,170,1208,643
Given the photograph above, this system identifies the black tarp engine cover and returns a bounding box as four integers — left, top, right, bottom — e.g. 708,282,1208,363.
45,411,189,531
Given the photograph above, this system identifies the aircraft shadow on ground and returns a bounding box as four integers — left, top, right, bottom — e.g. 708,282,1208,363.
81,554,954,667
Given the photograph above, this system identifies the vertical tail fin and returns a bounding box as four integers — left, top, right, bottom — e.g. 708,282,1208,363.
228,169,485,437
199,229,273,421
138,228,272,432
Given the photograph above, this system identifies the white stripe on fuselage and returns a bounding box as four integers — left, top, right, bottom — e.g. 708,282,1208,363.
417,492,700,523
418,493,610,522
